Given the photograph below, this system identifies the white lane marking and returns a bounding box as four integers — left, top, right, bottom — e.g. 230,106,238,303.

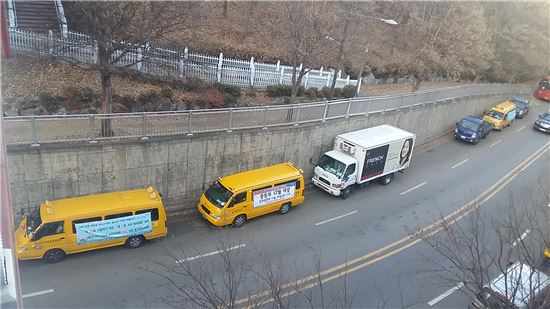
451,159,469,169
176,244,246,263
516,125,526,132
315,210,358,226
22,289,55,298
489,139,502,148
400,182,427,195
428,282,464,306
512,229,531,247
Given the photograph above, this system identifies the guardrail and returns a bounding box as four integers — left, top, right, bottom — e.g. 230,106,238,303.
3,84,530,146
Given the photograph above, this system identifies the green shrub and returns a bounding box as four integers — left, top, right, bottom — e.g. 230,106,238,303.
342,85,356,98
223,93,238,106
216,83,242,98
161,86,173,98
183,76,206,92
38,92,61,113
334,88,343,98
137,90,159,104
121,95,137,110
66,87,96,103
321,86,332,99
304,87,318,99
266,84,292,97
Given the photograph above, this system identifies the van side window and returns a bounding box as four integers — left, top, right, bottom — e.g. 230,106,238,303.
233,192,247,204
105,212,132,220
344,164,356,178
136,208,159,221
72,217,102,234
33,221,64,241
275,180,300,189
295,179,300,190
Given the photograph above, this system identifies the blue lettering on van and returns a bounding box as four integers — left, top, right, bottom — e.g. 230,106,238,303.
75,213,152,245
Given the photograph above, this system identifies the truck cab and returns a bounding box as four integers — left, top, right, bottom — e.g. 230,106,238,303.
312,150,357,198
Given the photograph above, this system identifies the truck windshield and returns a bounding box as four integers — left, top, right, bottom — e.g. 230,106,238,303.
26,207,42,236
205,180,233,208
459,119,480,131
318,154,346,178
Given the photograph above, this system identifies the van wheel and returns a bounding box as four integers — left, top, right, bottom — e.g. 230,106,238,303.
43,249,65,263
279,203,291,215
341,186,353,199
232,215,247,228
125,235,145,249
380,173,393,185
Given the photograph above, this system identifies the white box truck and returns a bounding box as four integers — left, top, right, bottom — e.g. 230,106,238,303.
312,125,416,199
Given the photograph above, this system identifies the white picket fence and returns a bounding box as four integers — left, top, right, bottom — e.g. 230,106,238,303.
8,27,356,90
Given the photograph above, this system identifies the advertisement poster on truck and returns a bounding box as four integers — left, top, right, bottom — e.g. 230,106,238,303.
361,138,414,181
252,181,296,208
75,213,152,245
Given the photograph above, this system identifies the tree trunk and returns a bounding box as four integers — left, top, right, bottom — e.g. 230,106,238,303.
223,0,228,18
411,78,422,92
100,70,114,137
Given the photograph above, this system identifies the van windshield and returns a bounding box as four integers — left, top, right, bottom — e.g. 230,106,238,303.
318,154,346,178
205,180,233,208
486,110,504,120
26,207,42,236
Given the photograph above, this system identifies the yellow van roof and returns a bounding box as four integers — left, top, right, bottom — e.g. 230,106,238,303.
219,163,301,192
492,101,516,112
40,187,161,222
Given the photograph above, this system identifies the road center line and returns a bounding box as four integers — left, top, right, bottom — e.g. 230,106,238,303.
176,244,246,263
451,159,469,169
400,182,427,195
22,289,55,298
428,283,464,306
489,139,502,148
315,211,358,226
511,229,531,247
516,125,526,132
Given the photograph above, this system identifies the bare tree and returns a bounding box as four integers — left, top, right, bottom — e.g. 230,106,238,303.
416,183,550,308
144,239,357,308
65,1,195,136
270,1,337,103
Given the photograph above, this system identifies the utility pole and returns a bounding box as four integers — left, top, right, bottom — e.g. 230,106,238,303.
355,45,369,97
1,0,11,59
329,16,350,100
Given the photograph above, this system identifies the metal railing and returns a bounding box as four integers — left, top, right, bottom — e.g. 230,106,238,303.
8,27,355,89
3,84,531,146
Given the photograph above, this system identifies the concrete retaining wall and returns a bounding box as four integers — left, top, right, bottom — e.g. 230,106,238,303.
6,94,508,217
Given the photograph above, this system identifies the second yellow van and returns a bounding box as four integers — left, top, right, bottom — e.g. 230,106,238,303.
483,101,517,130
15,187,167,263
198,162,305,227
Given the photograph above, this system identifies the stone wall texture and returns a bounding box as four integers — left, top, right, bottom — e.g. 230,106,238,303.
6,94,508,217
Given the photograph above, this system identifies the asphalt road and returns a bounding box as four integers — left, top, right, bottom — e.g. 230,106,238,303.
13,98,550,308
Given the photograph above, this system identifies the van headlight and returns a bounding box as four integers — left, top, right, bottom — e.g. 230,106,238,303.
211,214,221,220
18,245,27,251
471,133,476,138
454,128,458,133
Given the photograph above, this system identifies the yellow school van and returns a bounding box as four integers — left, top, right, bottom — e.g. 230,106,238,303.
483,101,517,130
198,162,305,227
15,187,167,263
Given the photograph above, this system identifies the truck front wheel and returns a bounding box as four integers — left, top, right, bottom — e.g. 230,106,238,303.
380,173,393,185
341,186,353,199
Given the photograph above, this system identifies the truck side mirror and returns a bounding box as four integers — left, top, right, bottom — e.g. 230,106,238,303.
309,157,316,166
455,122,459,126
